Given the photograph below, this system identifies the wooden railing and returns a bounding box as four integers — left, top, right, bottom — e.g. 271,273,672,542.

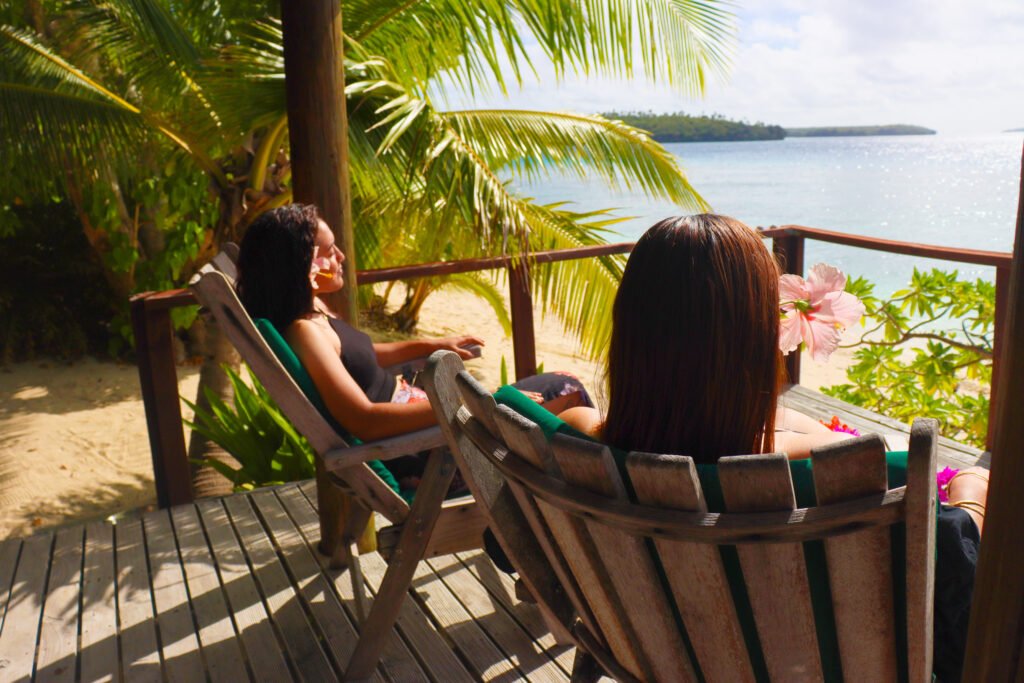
132,227,1011,507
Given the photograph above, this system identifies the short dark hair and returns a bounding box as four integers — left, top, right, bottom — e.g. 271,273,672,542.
236,204,322,329
602,214,782,462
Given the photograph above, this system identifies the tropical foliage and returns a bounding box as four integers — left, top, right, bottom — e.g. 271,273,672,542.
825,269,995,448
185,365,316,489
1,0,736,359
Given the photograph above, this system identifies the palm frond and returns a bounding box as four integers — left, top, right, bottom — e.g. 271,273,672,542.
0,82,155,191
443,109,707,209
350,0,736,97
0,23,223,182
522,202,628,359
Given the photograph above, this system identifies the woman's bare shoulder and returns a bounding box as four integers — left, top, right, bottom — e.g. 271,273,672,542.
560,406,604,440
286,317,339,353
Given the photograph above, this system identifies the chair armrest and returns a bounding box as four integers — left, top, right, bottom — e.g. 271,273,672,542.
383,344,482,377
321,426,446,471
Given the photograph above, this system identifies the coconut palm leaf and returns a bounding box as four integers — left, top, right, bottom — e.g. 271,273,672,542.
443,109,707,207
0,23,225,186
0,82,151,174
353,0,735,97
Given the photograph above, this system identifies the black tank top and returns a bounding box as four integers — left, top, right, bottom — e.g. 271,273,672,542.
328,317,394,403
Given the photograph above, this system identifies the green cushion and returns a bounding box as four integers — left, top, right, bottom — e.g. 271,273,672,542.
254,318,401,495
494,384,911,682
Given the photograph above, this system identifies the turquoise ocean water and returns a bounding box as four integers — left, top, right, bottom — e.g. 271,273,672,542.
517,133,1023,295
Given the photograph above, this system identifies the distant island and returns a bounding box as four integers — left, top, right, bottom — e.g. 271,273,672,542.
604,112,785,142
604,112,939,142
1006,127,1024,132
785,124,936,137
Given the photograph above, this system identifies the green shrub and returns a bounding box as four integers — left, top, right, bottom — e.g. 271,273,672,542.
824,268,993,448
185,366,316,490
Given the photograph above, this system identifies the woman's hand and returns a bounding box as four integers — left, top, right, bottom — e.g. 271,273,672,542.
434,335,485,360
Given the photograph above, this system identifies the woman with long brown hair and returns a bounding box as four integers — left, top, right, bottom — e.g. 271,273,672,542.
562,213,844,458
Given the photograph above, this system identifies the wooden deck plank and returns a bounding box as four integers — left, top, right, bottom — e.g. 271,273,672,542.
0,538,22,636
455,551,576,676
426,553,569,683
276,485,429,683
36,528,84,683
222,493,338,682
170,505,250,681
409,557,521,681
249,489,377,682
296,481,476,683
0,533,52,682
196,499,292,682
115,519,162,683
143,509,205,683
79,522,119,683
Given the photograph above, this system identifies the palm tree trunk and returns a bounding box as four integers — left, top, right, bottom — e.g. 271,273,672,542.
187,313,241,498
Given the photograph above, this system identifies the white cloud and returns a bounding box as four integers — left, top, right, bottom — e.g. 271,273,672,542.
438,2,1024,134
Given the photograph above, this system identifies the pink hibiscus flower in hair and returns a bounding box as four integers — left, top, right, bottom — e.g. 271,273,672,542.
779,264,864,362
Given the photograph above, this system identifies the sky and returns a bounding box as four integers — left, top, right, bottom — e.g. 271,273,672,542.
441,0,1024,135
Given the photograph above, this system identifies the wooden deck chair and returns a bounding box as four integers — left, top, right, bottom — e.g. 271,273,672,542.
188,266,490,678
423,350,939,683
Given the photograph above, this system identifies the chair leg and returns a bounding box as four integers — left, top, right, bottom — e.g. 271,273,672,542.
349,551,368,623
315,461,347,562
345,448,456,681
340,501,373,619
570,649,602,683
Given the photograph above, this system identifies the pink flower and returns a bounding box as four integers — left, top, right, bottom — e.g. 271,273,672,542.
820,415,860,436
936,466,959,503
779,264,864,362
309,251,333,290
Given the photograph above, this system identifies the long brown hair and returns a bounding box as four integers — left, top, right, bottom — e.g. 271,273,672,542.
602,214,782,463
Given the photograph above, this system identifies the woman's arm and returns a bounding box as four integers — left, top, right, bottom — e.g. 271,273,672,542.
774,406,853,459
288,320,436,441
946,467,989,534
373,335,484,367
560,406,604,439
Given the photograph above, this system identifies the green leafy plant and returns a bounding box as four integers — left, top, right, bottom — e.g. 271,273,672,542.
823,268,994,448
185,365,315,490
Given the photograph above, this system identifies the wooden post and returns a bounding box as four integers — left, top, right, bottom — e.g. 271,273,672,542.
130,294,193,507
963,145,1024,680
988,265,1010,451
773,230,805,385
280,0,357,323
508,259,538,379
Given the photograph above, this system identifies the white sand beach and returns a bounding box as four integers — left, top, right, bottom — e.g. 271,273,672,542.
0,288,852,540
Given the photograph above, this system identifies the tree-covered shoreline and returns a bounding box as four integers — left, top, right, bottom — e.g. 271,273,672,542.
786,124,936,137
606,112,937,142
605,112,785,142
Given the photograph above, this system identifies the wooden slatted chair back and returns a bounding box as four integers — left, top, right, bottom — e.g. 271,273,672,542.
188,265,409,522
423,350,938,683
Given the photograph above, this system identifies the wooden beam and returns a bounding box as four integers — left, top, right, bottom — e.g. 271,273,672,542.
280,0,357,322
759,225,1011,268
772,233,804,384
508,259,538,379
130,293,192,507
963,144,1024,681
